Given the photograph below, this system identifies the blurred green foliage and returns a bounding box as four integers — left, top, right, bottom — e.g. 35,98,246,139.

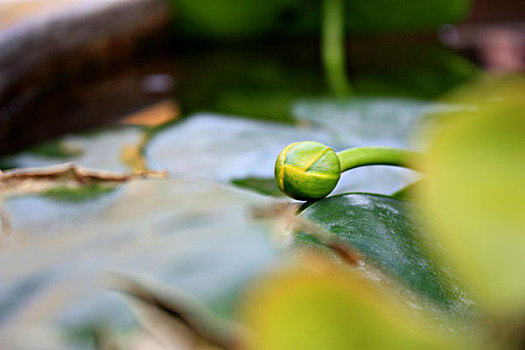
345,0,470,34
351,45,479,99
419,77,525,319
241,266,471,350
168,0,318,40
177,45,478,121
176,48,324,122
168,0,471,40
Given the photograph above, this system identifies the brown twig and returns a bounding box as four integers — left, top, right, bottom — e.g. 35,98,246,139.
0,163,168,197
0,163,168,182
0,164,169,235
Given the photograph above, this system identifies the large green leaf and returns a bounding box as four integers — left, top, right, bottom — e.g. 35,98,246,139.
296,193,465,308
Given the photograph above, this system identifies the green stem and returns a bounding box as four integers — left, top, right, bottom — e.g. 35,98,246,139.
337,147,422,172
322,0,353,97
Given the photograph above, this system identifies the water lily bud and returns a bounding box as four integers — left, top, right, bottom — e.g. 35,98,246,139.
275,141,341,200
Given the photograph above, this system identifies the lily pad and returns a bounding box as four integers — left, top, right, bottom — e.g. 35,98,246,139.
146,113,419,196
2,127,143,172
292,97,428,148
231,177,284,197
146,114,332,181
0,179,282,349
296,193,462,308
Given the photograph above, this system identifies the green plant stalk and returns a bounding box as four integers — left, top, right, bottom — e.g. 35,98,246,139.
337,147,421,172
322,0,353,96
275,142,422,201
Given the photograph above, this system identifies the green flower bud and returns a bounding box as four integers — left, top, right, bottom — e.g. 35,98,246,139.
275,141,341,201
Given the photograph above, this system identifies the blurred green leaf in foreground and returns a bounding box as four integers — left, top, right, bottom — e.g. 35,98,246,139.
418,76,525,320
240,263,473,350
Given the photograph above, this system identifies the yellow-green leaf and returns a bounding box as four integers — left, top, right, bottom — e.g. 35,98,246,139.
240,266,471,350
419,77,525,318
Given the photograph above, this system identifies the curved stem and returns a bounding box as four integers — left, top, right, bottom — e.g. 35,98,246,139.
337,147,422,172
322,0,353,96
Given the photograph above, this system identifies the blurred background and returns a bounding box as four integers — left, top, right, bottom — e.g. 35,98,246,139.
0,0,524,154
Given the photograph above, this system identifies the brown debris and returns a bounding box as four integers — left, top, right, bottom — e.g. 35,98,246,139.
0,163,169,236
289,214,364,267
252,201,364,267
0,163,169,198
120,99,180,127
